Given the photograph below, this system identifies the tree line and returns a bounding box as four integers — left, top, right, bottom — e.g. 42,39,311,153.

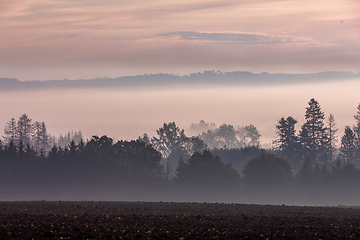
0,134,241,201
1,98,360,204
274,98,360,172
189,120,261,149
0,117,255,201
3,113,83,152
0,134,359,204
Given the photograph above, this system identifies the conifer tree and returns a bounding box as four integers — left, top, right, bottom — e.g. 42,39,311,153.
17,114,33,146
353,104,360,161
32,121,42,151
340,126,357,164
3,117,18,145
326,113,338,163
275,116,301,169
32,121,50,152
299,98,328,163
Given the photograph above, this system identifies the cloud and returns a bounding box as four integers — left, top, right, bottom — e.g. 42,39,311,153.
0,0,37,18
38,33,84,41
157,31,328,46
143,1,239,16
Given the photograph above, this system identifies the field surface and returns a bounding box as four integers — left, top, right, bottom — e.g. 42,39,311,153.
0,201,359,239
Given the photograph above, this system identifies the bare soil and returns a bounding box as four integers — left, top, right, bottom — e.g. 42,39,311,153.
0,201,359,239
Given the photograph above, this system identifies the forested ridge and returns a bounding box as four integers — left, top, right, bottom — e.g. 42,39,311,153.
1,71,359,91
1,98,360,205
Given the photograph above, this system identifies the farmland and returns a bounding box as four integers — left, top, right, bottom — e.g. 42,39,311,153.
0,201,359,239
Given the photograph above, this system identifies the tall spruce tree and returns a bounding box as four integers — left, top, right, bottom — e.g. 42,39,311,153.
340,126,357,164
299,98,328,163
353,103,360,161
326,113,338,163
275,116,301,169
17,114,33,146
32,121,50,152
32,121,42,151
3,117,18,145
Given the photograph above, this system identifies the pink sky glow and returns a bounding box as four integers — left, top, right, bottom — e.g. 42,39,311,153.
0,0,359,80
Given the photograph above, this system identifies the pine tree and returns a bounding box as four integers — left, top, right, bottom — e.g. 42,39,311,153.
32,121,50,152
353,103,360,161
299,98,327,163
326,113,338,163
275,116,301,169
40,122,50,151
32,121,42,151
3,117,18,145
340,126,357,164
17,114,33,146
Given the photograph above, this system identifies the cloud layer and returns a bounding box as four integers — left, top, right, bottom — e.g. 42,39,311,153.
0,0,359,80
157,31,328,46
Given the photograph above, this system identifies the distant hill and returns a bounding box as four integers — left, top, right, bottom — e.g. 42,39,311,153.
1,71,359,91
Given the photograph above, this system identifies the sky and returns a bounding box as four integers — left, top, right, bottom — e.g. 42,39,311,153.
0,0,359,80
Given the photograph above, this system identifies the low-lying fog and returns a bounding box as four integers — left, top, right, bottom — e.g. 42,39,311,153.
1,79,359,147
2,78,360,205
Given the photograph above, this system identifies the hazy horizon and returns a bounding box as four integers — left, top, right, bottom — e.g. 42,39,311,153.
1,70,360,83
1,75,360,148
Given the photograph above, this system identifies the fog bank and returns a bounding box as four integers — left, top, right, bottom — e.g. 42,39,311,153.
1,79,360,147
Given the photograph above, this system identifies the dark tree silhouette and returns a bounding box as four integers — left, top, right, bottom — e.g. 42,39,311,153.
212,146,264,176
296,157,328,204
32,121,51,152
243,154,295,203
150,122,207,180
297,158,314,186
353,103,360,162
340,126,357,164
114,140,164,186
17,114,33,147
137,133,151,145
3,117,17,145
300,98,328,163
174,150,240,200
274,116,301,170
151,122,188,158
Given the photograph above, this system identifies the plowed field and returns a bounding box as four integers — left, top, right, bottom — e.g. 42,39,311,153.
0,201,359,239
